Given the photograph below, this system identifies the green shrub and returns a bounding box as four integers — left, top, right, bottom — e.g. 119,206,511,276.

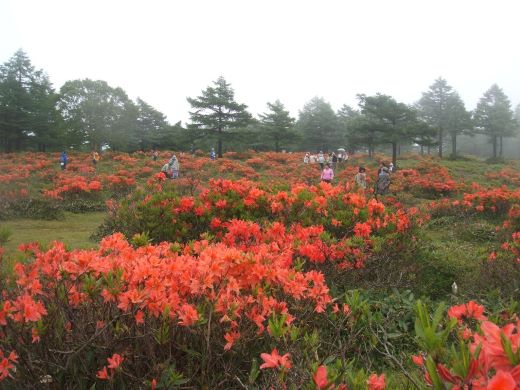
0,198,64,220
0,226,12,246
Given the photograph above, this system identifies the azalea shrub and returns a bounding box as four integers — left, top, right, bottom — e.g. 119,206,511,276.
96,178,425,281
2,236,517,389
0,232,431,388
412,300,520,390
394,161,459,198
0,232,332,387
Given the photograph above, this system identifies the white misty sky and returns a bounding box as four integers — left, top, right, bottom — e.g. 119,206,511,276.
1,0,519,124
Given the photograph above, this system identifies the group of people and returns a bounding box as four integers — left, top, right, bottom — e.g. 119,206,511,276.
158,148,217,179
311,152,394,200
161,155,180,179
58,148,393,198
354,162,394,199
59,150,100,170
304,151,347,170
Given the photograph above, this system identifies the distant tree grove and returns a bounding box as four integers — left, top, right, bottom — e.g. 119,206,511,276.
1,50,519,160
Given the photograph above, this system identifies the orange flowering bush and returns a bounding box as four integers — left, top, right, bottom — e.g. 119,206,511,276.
43,174,103,199
98,179,423,274
393,161,459,197
413,301,520,390
0,230,334,386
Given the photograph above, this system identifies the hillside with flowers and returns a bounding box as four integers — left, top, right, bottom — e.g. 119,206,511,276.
0,151,519,389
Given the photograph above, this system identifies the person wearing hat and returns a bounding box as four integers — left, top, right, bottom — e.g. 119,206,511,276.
169,155,180,179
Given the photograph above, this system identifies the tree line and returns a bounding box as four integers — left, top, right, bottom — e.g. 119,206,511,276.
1,50,519,162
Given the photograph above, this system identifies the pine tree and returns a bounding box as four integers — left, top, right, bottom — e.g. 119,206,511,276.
136,98,169,150
258,100,297,152
296,97,340,152
187,77,251,157
473,84,517,159
0,49,59,152
418,78,470,158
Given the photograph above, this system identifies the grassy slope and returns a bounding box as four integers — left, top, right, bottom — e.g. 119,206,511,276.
1,211,105,256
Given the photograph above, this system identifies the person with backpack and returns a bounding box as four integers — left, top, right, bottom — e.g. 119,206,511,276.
59,151,68,170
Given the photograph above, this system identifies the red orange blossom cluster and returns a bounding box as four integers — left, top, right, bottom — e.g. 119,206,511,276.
413,301,520,390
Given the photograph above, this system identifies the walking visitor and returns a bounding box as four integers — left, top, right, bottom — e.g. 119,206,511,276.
354,166,367,190
375,166,391,199
170,155,180,179
318,151,325,170
320,163,334,183
60,151,68,170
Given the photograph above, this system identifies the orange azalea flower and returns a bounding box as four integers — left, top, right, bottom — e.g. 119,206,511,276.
177,304,199,326
13,294,47,323
353,222,372,238
135,310,144,325
96,366,109,380
411,354,424,366
448,301,487,323
107,353,124,370
259,348,292,370
313,365,330,389
367,373,386,390
487,370,516,390
223,331,240,351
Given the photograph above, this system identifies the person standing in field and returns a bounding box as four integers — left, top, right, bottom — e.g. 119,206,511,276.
354,166,367,190
318,151,325,170
377,161,386,175
331,152,338,170
320,163,334,183
303,152,310,164
210,147,216,161
92,151,100,167
152,150,159,161
375,166,391,200
170,155,180,179
60,151,68,170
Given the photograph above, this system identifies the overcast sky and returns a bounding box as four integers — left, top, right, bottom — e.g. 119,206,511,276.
1,0,519,124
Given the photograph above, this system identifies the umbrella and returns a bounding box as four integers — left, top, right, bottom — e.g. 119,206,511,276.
337,148,346,152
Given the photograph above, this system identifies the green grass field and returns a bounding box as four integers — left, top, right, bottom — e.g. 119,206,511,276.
1,211,105,256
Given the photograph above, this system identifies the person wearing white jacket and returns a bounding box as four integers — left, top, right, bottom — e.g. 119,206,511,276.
169,155,180,179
